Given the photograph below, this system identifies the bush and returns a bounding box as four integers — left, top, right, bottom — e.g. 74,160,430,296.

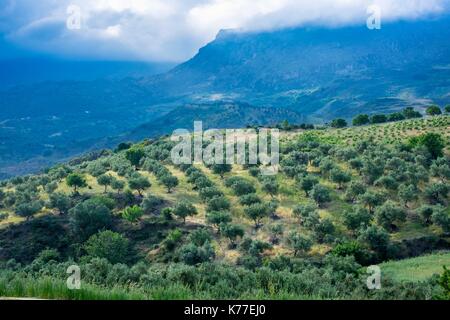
141,195,164,214
188,228,212,247
424,183,449,204
35,248,61,263
48,192,71,215
370,114,387,124
431,205,450,233
331,118,347,128
84,231,130,264
15,200,43,220
409,133,445,159
375,201,406,231
438,266,450,300
211,164,232,178
353,114,370,126
426,105,442,116
0,212,9,221
331,241,372,265
178,242,215,265
416,205,434,225
163,229,182,251
122,205,144,223
358,226,390,256
69,199,112,241
403,107,422,119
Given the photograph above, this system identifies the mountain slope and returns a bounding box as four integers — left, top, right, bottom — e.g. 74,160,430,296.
2,16,450,176
142,16,450,120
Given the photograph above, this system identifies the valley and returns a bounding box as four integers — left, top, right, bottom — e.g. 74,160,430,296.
2,17,450,178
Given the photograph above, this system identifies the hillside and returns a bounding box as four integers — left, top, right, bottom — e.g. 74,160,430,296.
0,115,449,300
145,17,450,117
2,17,450,177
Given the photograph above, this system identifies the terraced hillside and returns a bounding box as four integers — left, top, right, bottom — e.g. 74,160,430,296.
0,115,449,300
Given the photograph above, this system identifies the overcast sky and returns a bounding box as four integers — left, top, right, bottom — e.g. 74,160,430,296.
1,0,449,62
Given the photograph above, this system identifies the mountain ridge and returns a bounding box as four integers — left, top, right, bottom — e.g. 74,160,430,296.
2,16,450,176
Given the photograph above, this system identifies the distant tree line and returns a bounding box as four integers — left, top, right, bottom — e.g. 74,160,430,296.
328,105,449,129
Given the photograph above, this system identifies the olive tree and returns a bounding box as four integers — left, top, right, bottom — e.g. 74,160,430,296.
206,211,232,233
343,207,372,233
244,203,270,228
398,184,417,208
287,232,312,256
375,200,406,231
69,199,112,240
48,192,71,215
310,184,331,208
97,174,113,193
66,173,87,194
128,174,151,196
222,224,245,248
173,200,198,224
297,175,319,196
330,168,351,189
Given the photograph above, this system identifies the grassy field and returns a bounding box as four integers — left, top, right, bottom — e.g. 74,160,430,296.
380,251,450,282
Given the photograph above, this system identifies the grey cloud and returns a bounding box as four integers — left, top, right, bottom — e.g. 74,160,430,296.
1,0,449,62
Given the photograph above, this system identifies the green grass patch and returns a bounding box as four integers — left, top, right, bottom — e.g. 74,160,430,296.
380,252,450,282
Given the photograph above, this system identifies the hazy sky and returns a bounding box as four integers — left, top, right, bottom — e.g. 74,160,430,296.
1,0,449,62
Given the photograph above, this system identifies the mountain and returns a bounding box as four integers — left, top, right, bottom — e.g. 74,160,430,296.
141,16,450,120
2,16,450,177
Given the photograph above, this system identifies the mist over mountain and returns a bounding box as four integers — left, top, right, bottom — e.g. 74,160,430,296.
1,16,450,177
141,16,450,119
